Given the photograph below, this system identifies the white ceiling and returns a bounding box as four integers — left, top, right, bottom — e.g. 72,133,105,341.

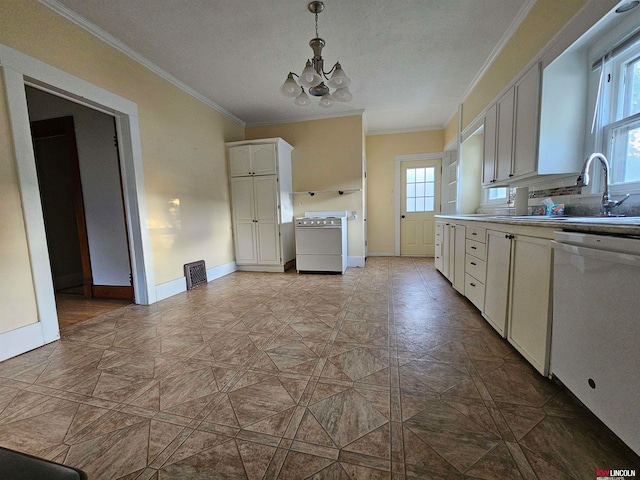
46,0,531,134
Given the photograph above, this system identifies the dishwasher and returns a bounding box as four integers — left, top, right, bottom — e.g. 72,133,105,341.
551,231,640,456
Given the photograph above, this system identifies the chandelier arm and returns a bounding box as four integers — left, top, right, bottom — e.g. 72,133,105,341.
322,63,338,78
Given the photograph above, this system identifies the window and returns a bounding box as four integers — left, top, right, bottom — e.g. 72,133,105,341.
406,166,435,212
488,187,508,201
598,39,640,186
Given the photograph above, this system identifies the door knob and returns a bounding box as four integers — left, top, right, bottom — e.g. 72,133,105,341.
401,215,406,218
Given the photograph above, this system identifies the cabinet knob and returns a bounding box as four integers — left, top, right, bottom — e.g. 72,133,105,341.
470,282,476,287
470,262,477,266
471,246,477,250
509,174,514,177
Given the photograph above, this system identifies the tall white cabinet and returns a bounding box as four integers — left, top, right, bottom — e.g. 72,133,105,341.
226,138,294,272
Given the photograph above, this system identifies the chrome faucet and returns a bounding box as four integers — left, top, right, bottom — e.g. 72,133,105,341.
576,153,629,216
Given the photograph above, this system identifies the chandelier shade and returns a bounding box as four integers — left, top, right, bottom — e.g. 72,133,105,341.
333,86,352,102
281,1,352,107
294,89,311,106
281,73,300,97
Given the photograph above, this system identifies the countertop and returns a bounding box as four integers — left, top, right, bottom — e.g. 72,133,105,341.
435,214,640,236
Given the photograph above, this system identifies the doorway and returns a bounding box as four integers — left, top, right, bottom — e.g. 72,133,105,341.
394,153,443,256
29,109,133,326
0,44,155,360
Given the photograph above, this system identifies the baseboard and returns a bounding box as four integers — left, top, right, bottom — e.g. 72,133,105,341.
236,264,287,273
206,261,237,281
92,285,134,300
366,252,395,257
348,256,366,267
156,261,237,302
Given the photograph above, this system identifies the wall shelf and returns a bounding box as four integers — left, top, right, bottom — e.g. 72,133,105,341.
292,189,362,196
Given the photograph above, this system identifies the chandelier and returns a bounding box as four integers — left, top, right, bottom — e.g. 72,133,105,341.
280,1,352,107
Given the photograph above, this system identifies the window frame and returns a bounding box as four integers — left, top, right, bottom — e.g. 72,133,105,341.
592,34,640,194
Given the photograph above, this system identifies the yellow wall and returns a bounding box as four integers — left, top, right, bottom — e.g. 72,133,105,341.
365,130,444,254
444,112,459,148
246,116,366,260
461,0,588,130
0,0,243,333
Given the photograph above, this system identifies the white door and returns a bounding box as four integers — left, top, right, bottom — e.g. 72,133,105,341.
229,145,252,177
251,144,277,176
230,177,257,264
400,160,441,255
483,230,511,337
254,176,280,265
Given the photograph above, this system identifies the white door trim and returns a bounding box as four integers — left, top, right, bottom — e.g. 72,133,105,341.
394,152,444,256
0,44,156,359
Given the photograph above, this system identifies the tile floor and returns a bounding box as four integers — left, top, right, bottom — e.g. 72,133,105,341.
0,257,638,479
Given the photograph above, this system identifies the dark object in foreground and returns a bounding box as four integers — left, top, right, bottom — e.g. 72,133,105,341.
0,447,88,480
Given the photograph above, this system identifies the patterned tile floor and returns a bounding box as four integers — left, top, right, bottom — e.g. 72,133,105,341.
0,257,638,479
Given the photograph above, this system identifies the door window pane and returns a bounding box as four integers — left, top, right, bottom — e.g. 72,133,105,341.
405,166,436,212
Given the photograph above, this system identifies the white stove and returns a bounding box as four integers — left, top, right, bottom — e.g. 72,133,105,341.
295,211,348,273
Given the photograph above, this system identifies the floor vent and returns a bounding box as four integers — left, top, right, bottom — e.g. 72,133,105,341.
184,260,207,290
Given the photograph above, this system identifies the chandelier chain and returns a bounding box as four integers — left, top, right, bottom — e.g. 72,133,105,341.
315,12,319,38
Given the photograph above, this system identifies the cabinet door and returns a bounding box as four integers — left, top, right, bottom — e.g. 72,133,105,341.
496,88,515,181
229,146,252,177
251,144,277,176
512,64,540,178
230,177,257,264
508,234,552,375
442,222,451,279
435,222,445,274
447,224,456,282
483,230,511,337
482,104,497,185
254,176,280,265
453,224,466,294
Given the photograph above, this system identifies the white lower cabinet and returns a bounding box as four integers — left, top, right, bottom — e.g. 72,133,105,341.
483,229,552,375
230,176,280,266
436,221,465,294
437,217,554,376
508,234,552,375
483,230,512,336
452,224,466,294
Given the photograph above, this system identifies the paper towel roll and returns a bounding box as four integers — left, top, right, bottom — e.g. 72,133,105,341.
515,187,529,215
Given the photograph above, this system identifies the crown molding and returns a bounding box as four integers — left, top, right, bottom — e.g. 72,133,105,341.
245,109,366,128
367,125,443,136
39,0,246,127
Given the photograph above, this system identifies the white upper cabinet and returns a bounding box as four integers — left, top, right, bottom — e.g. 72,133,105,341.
512,64,540,179
481,63,545,186
229,143,277,177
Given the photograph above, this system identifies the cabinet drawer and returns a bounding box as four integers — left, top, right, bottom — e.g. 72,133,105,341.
466,239,486,260
465,255,486,281
465,273,485,311
466,226,486,242
435,241,442,257
435,222,444,240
